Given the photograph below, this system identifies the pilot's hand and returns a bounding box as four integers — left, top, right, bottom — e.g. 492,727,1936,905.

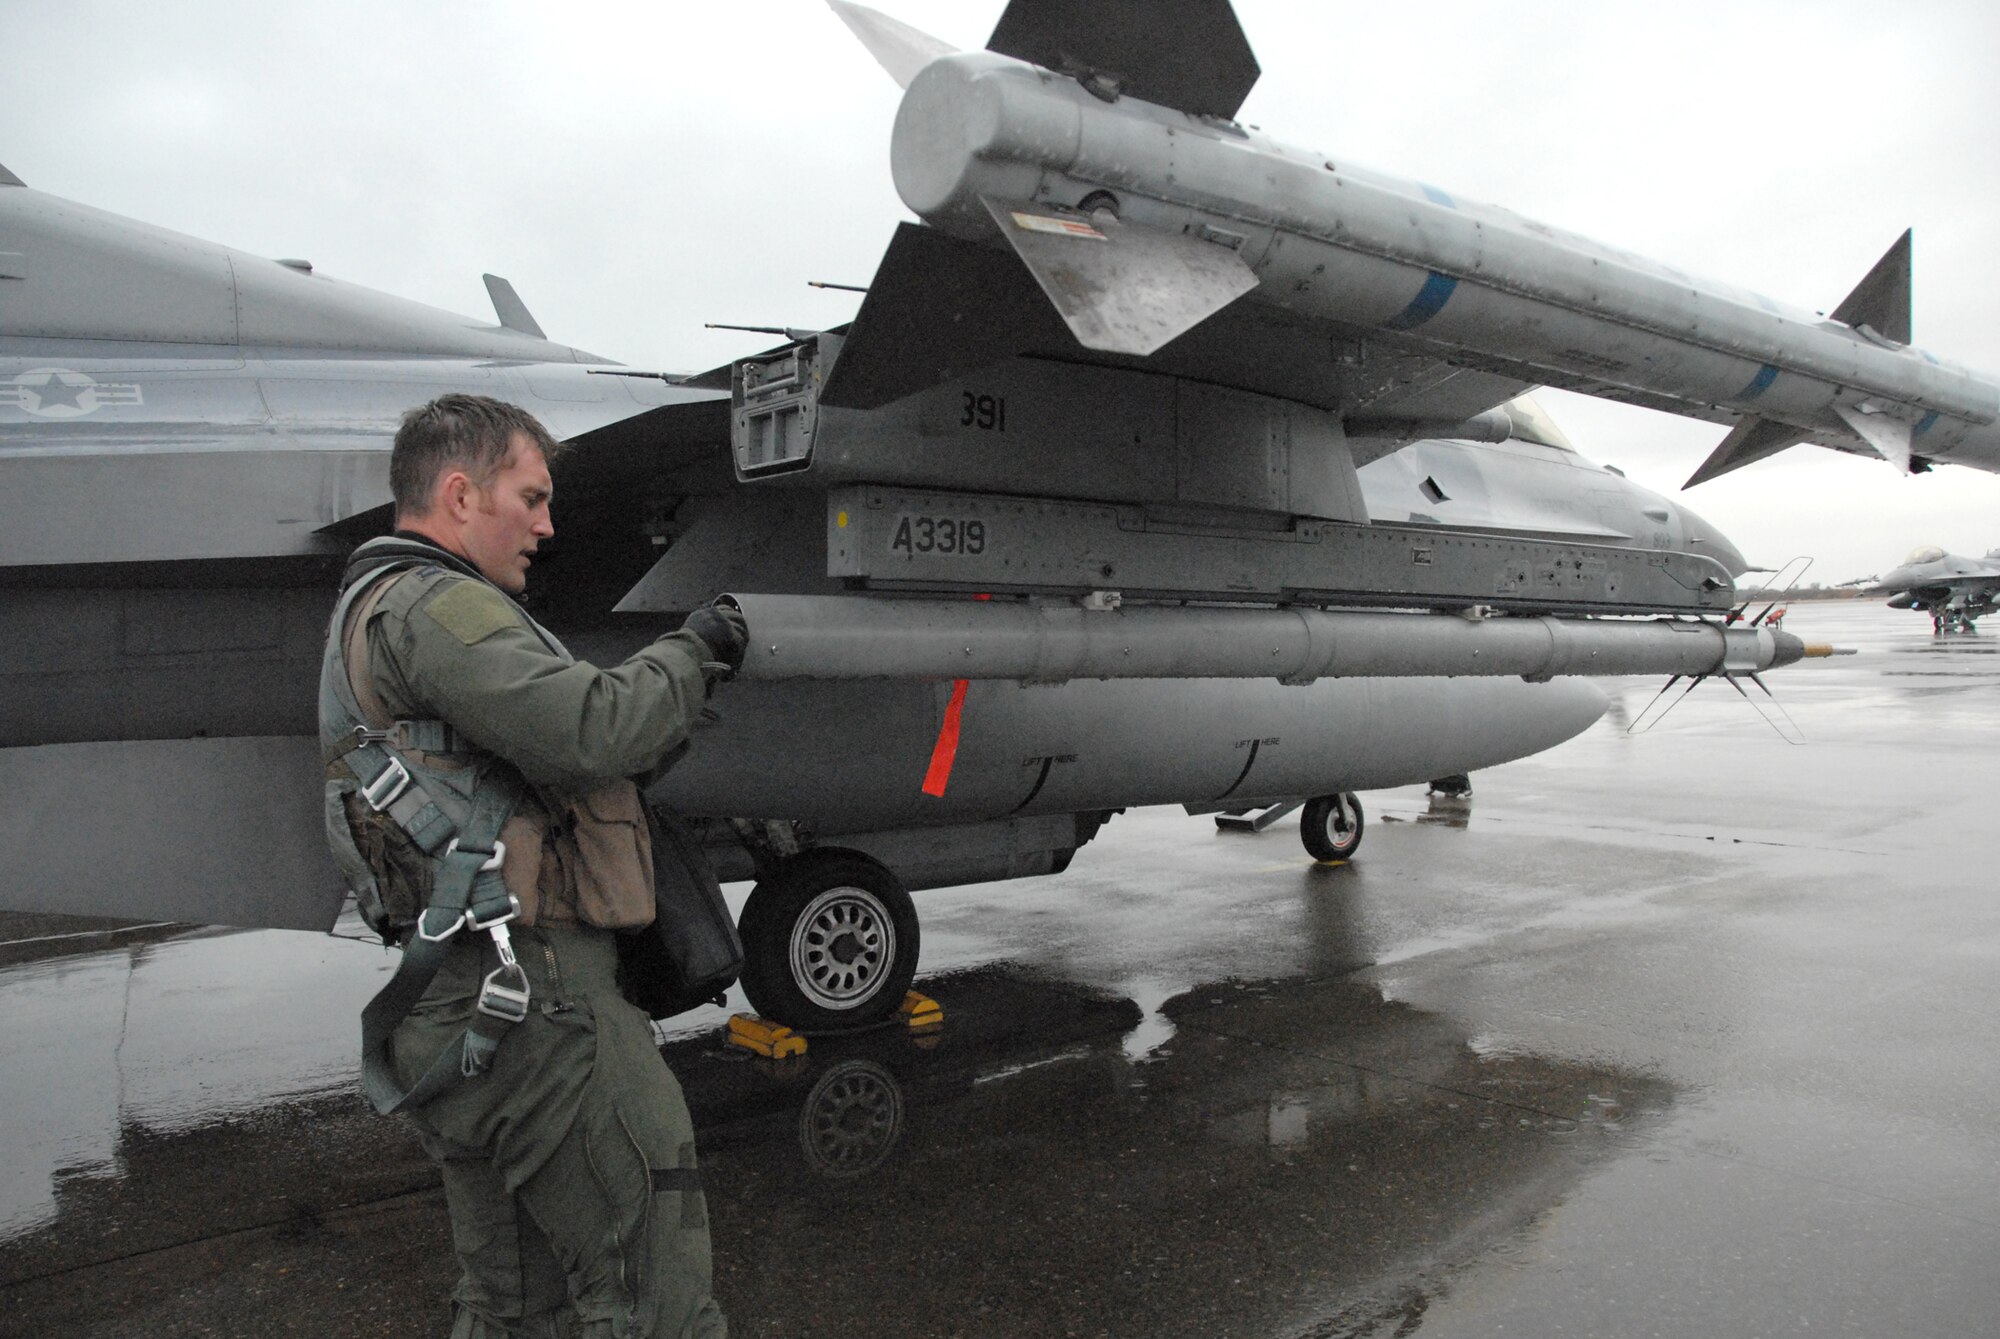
681,599,749,677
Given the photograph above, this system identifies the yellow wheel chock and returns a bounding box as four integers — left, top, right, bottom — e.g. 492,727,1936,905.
898,991,944,1029
726,1014,807,1059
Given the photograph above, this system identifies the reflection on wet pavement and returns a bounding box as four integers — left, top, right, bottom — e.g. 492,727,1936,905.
0,925,390,1241
700,970,1669,1339
1,949,1668,1339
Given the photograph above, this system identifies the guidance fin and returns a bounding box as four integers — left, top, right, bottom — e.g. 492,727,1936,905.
986,0,1260,120
483,274,546,339
1829,229,1912,346
1683,415,1810,489
980,196,1258,356
827,0,958,89
820,222,1068,409
1834,401,1916,473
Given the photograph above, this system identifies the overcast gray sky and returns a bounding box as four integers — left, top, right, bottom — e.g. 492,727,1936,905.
6,0,1997,584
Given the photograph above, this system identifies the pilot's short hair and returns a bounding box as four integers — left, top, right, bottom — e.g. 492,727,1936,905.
391,394,564,517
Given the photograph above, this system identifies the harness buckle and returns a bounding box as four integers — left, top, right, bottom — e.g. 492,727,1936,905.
478,924,531,1022
477,970,533,1023
412,843,514,944
445,836,508,875
467,892,521,933
415,907,464,943
361,756,413,812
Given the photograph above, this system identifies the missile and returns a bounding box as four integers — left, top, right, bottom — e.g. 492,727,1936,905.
726,595,1822,685
834,2,2000,484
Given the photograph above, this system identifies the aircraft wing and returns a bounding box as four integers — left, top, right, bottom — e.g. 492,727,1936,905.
0,364,727,569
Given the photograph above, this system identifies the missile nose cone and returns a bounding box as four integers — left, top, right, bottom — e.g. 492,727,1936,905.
892,52,1082,226
1768,630,1810,667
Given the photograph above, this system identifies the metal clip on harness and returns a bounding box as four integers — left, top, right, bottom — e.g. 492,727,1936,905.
414,841,513,943
435,839,535,1025
478,921,533,1024
362,755,413,812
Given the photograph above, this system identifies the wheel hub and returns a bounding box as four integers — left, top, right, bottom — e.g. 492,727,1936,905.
800,1060,904,1176
791,886,897,1011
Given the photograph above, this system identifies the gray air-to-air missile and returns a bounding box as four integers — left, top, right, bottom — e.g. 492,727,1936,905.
1871,546,2000,633
826,0,1999,490
2,0,1868,1030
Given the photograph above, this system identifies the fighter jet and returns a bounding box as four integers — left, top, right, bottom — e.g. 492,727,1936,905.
3,0,1850,1033
1873,546,2000,633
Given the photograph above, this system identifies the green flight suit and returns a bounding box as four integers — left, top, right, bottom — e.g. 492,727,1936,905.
351,545,728,1339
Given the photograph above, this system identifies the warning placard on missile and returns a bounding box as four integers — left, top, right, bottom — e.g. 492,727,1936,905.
1010,211,1105,240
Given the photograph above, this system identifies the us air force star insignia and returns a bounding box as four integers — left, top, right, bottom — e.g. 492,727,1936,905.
0,368,145,418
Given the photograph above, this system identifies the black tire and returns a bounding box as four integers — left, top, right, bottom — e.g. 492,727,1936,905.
738,849,920,1032
1301,792,1364,862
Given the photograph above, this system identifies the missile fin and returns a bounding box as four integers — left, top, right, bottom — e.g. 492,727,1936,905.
826,1,958,90
820,222,1068,410
980,197,1258,357
0,163,24,187
1829,229,1912,346
986,0,1259,119
1834,401,1916,473
1683,416,1810,489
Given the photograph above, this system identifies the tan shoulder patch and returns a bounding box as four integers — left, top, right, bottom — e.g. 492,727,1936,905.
421,580,521,646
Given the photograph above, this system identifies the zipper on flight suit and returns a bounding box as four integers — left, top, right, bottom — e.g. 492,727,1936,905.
540,940,568,1015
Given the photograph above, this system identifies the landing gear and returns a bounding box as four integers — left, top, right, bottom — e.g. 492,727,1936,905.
738,849,920,1033
1300,792,1364,862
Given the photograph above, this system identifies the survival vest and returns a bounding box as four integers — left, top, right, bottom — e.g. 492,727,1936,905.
320,537,538,1114
320,537,743,1114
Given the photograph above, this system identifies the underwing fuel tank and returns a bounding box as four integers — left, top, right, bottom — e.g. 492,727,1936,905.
654,675,1607,834
885,49,2000,472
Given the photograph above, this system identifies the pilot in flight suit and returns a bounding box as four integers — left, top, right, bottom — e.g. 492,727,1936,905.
319,393,741,1338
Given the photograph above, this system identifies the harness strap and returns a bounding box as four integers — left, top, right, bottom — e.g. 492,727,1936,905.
337,585,469,758
325,718,466,762
325,569,460,853
343,574,402,731
360,769,528,1115
330,560,533,1114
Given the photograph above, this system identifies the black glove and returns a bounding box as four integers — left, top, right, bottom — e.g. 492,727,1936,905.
681,600,748,676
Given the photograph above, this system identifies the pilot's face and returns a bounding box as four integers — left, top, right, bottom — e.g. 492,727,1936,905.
462,434,554,594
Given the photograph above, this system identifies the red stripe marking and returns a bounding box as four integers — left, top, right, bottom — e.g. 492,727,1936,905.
922,679,969,797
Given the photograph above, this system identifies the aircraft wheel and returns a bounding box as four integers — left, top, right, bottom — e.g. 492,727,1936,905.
739,849,920,1032
1301,792,1364,862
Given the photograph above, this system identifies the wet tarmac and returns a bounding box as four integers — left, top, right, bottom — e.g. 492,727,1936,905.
5,600,1999,1337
